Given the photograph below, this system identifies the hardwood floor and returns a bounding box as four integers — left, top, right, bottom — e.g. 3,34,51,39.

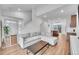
43,34,69,55
0,45,27,55
0,34,69,55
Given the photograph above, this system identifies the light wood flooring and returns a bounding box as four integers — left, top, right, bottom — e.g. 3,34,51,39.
0,45,27,55
0,34,69,55
43,34,69,55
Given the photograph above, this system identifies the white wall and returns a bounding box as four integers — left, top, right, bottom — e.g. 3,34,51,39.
40,22,49,33
0,21,2,47
17,7,43,34
20,21,39,34
19,17,42,34
0,12,1,47
76,13,79,36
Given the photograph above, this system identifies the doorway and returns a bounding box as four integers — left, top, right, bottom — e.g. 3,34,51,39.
2,19,18,48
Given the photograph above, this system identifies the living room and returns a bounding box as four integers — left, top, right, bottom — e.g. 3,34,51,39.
0,4,79,55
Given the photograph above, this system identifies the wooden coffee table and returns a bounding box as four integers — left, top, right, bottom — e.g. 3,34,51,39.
26,40,48,55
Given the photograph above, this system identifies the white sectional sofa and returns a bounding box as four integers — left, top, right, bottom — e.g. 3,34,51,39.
18,32,41,48
41,36,57,45
18,32,58,49
19,36,41,48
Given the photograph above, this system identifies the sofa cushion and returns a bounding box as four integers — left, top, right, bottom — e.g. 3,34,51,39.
21,33,30,39
41,36,58,45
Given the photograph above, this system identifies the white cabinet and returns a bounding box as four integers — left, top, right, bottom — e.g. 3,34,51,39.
70,36,79,55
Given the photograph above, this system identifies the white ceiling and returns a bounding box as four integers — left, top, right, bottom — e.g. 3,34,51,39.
0,4,32,12
39,4,78,20
35,4,65,16
0,4,78,22
0,4,32,22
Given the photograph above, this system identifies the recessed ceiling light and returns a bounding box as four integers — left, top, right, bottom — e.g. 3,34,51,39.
18,8,21,11
6,20,17,23
43,15,47,18
60,10,64,13
19,21,22,24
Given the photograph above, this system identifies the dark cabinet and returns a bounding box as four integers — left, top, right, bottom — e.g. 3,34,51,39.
11,35,17,45
70,15,76,27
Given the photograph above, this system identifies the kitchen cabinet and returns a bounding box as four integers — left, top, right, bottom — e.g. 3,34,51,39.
11,35,17,45
70,36,79,55
70,15,76,27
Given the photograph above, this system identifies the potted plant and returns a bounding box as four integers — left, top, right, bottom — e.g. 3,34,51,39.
4,25,10,36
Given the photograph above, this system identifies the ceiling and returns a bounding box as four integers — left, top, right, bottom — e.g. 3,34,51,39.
0,4,78,22
35,4,65,16
39,4,78,20
0,4,32,12
0,4,32,23
0,4,46,22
